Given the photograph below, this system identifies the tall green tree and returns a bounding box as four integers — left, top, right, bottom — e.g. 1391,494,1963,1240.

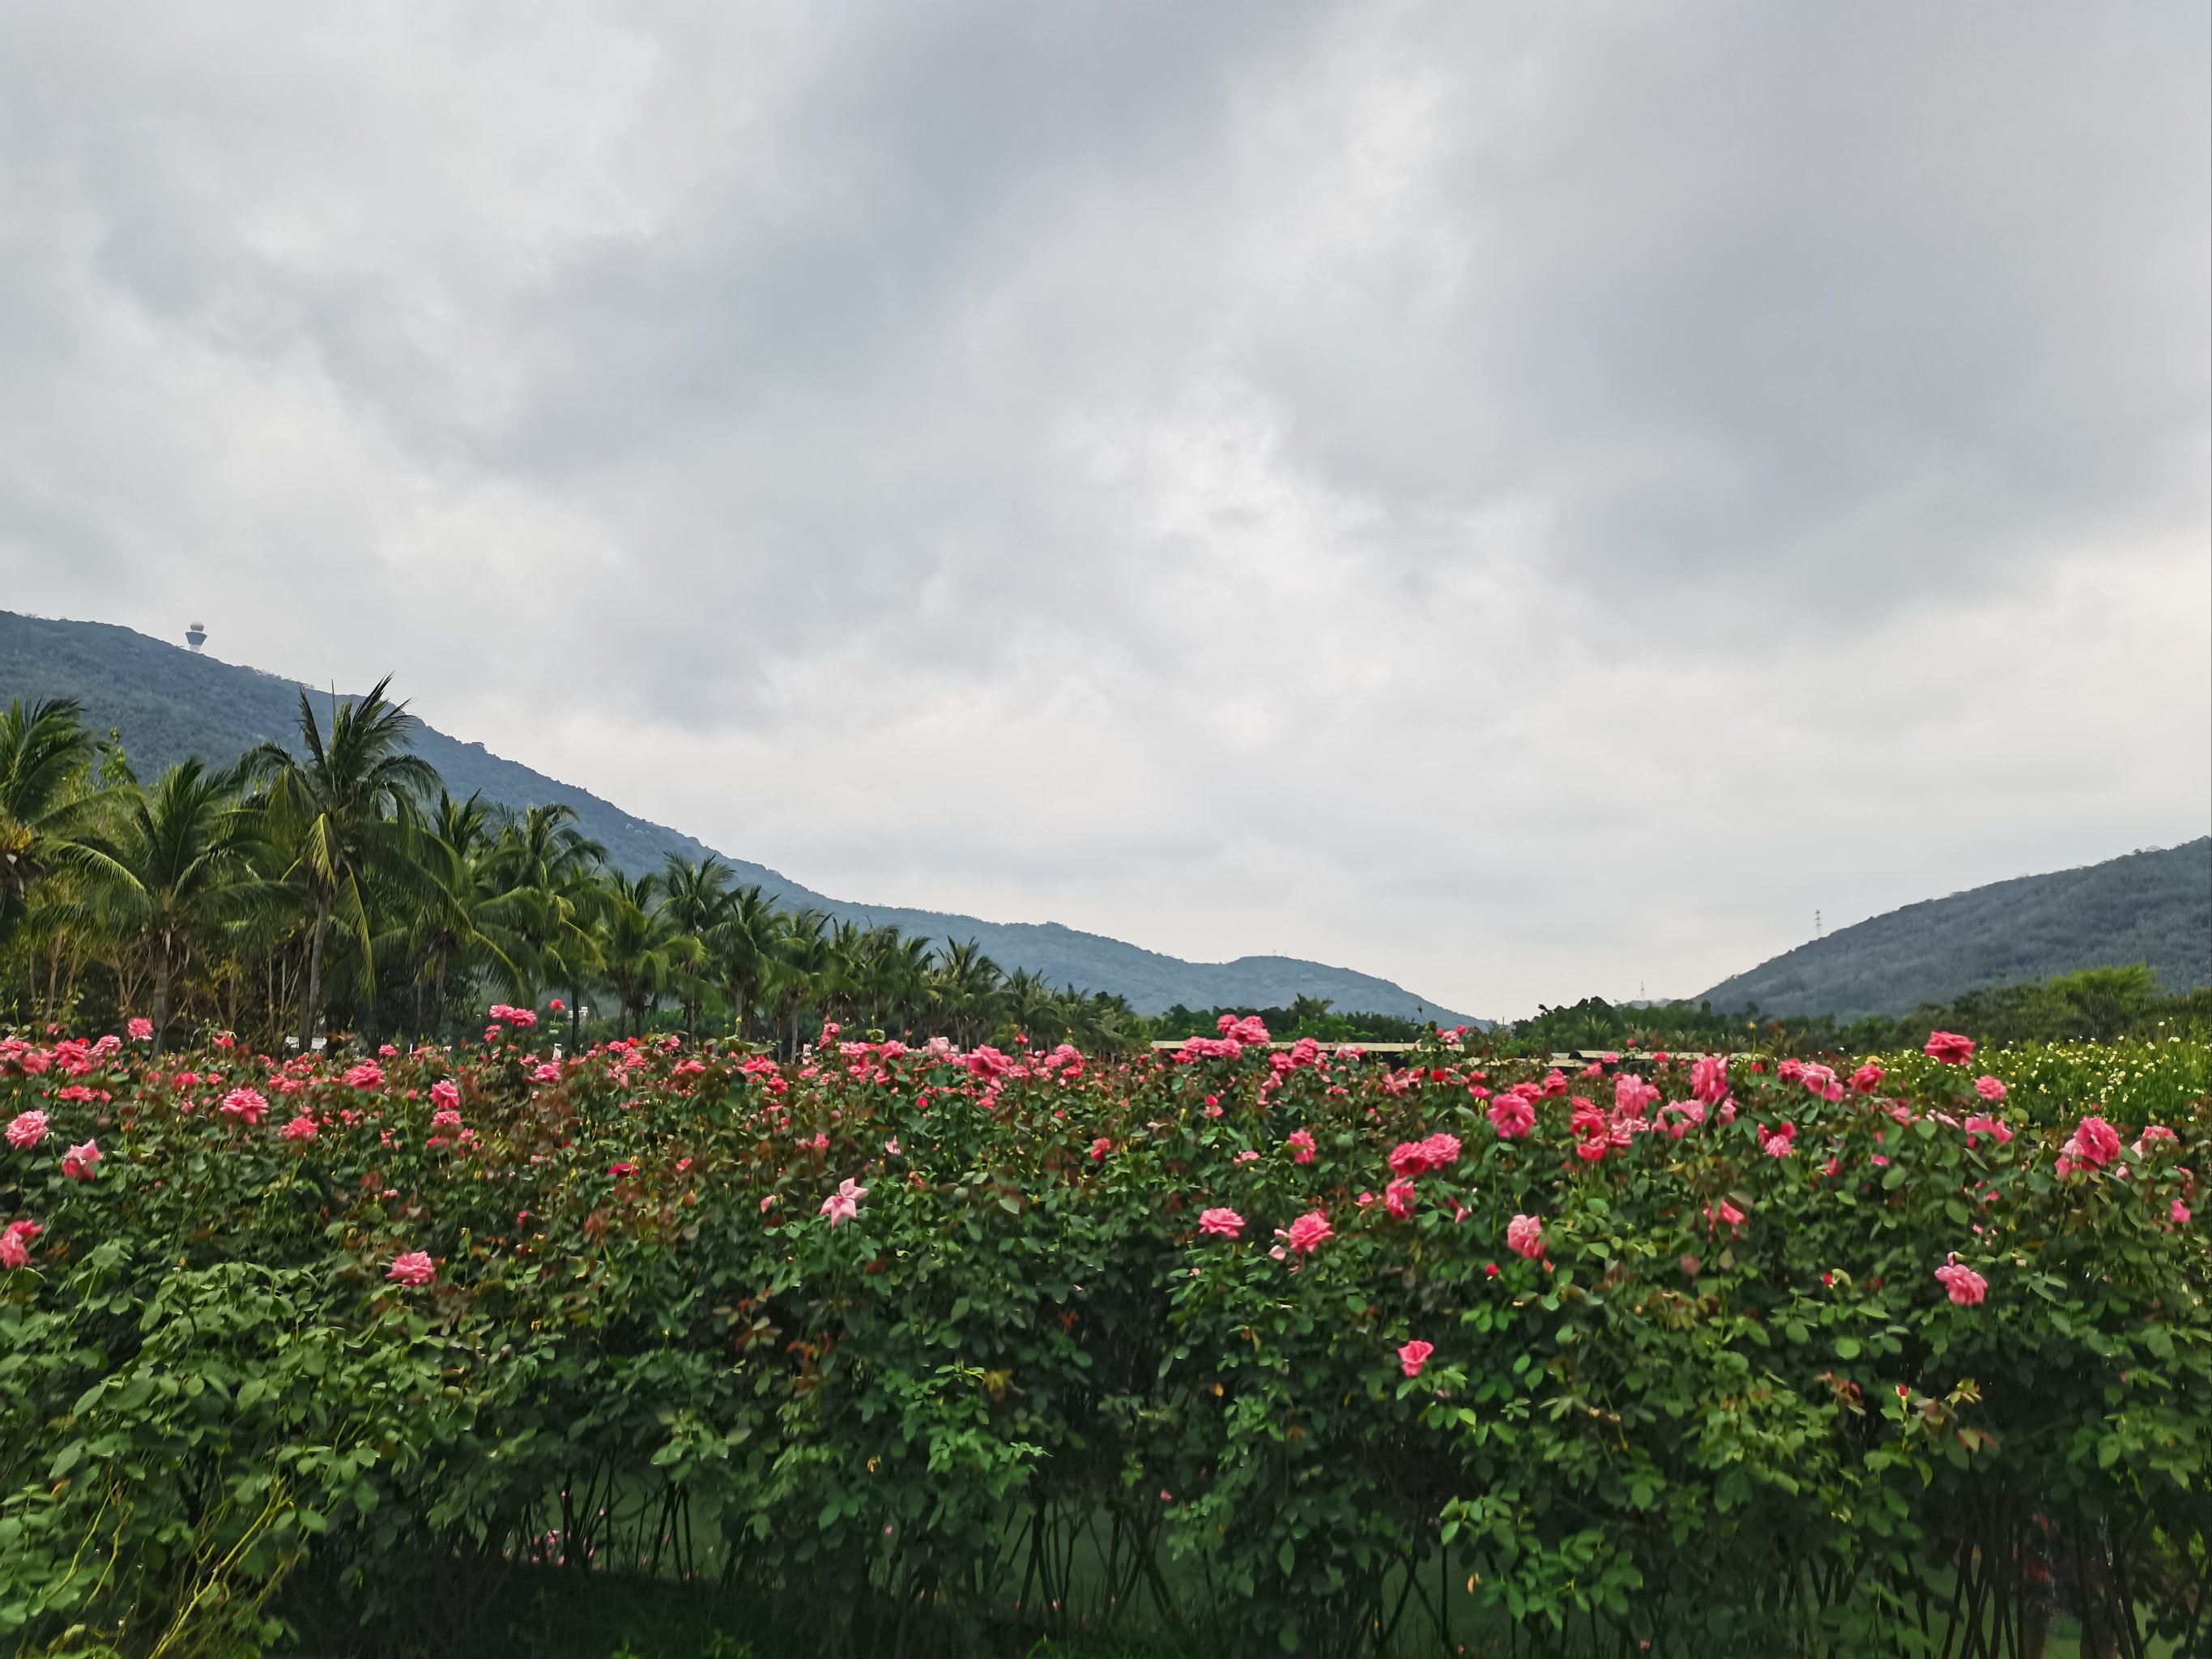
934,937,1004,1048
597,872,701,1038
83,759,263,1052
658,855,733,1039
710,882,781,1041
393,791,534,1038
243,678,439,1051
491,803,608,1043
0,697,101,938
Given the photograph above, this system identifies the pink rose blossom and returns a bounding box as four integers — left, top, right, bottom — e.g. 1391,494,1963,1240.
1972,1075,2007,1102
343,1062,385,1090
820,1176,868,1226
1488,1092,1536,1140
1505,1213,1545,1260
1924,1031,1976,1065
1397,1339,1434,1379
1280,1210,1333,1255
219,1087,270,1126
1690,1055,1730,1107
280,1114,319,1141
1933,1256,1987,1307
61,1139,100,1179
1286,1128,1317,1162
2064,1115,2122,1169
1384,1178,1417,1219
1387,1132,1462,1176
1963,1114,2012,1146
1197,1206,1245,1238
6,1110,50,1149
0,1218,40,1269
386,1250,436,1287
2172,1200,2191,1226
1614,1074,1660,1119
966,1045,1013,1079
1850,1063,1885,1094
1089,1137,1112,1161
126,1017,153,1041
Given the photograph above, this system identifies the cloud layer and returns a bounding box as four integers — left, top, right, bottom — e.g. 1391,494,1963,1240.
2,2,2206,1016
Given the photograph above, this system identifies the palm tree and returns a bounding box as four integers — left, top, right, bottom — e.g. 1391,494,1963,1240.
855,929,934,1036
395,791,533,1038
658,855,732,1039
598,872,700,1038
765,910,831,1057
0,697,102,936
1002,968,1059,1047
83,759,261,1051
491,803,608,1044
709,883,781,1042
933,938,1004,1048
242,678,440,1051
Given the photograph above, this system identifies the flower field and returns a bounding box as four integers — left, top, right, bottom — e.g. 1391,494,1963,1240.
2,1020,2208,1658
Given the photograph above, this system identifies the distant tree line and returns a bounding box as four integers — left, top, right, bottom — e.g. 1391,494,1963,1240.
1149,997,1438,1044
0,686,1147,1056
1496,965,2212,1057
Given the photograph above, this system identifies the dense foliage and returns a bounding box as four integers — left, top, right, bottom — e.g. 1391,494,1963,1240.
0,691,1149,1059
1151,1002,1437,1045
1506,966,2212,1061
2,1016,2206,1657
2,616,1473,1029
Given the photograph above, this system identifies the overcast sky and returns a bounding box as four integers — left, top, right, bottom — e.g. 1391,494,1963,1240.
1,3,2205,1017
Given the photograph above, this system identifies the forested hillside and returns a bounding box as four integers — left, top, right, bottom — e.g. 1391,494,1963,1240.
1701,839,2212,1018
0,609,1473,1021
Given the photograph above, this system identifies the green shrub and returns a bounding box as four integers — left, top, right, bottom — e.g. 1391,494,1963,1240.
2,1025,2206,1657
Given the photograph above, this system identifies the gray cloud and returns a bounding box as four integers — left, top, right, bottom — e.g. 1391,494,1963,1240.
1,2,2205,1016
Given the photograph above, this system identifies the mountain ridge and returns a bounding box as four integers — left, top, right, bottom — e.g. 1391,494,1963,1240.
0,609,1479,1022
1697,840,2212,1020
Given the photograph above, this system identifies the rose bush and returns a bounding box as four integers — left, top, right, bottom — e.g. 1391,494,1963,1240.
2,1022,2206,1657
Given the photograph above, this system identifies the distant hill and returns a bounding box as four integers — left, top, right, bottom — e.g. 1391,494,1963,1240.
1699,841,2212,1020
0,609,1477,1022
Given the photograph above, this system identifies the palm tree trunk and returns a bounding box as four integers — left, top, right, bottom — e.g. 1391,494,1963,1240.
151,954,173,1058
298,898,331,1052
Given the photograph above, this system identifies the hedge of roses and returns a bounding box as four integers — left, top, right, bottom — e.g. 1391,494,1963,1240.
1,1021,2207,1657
